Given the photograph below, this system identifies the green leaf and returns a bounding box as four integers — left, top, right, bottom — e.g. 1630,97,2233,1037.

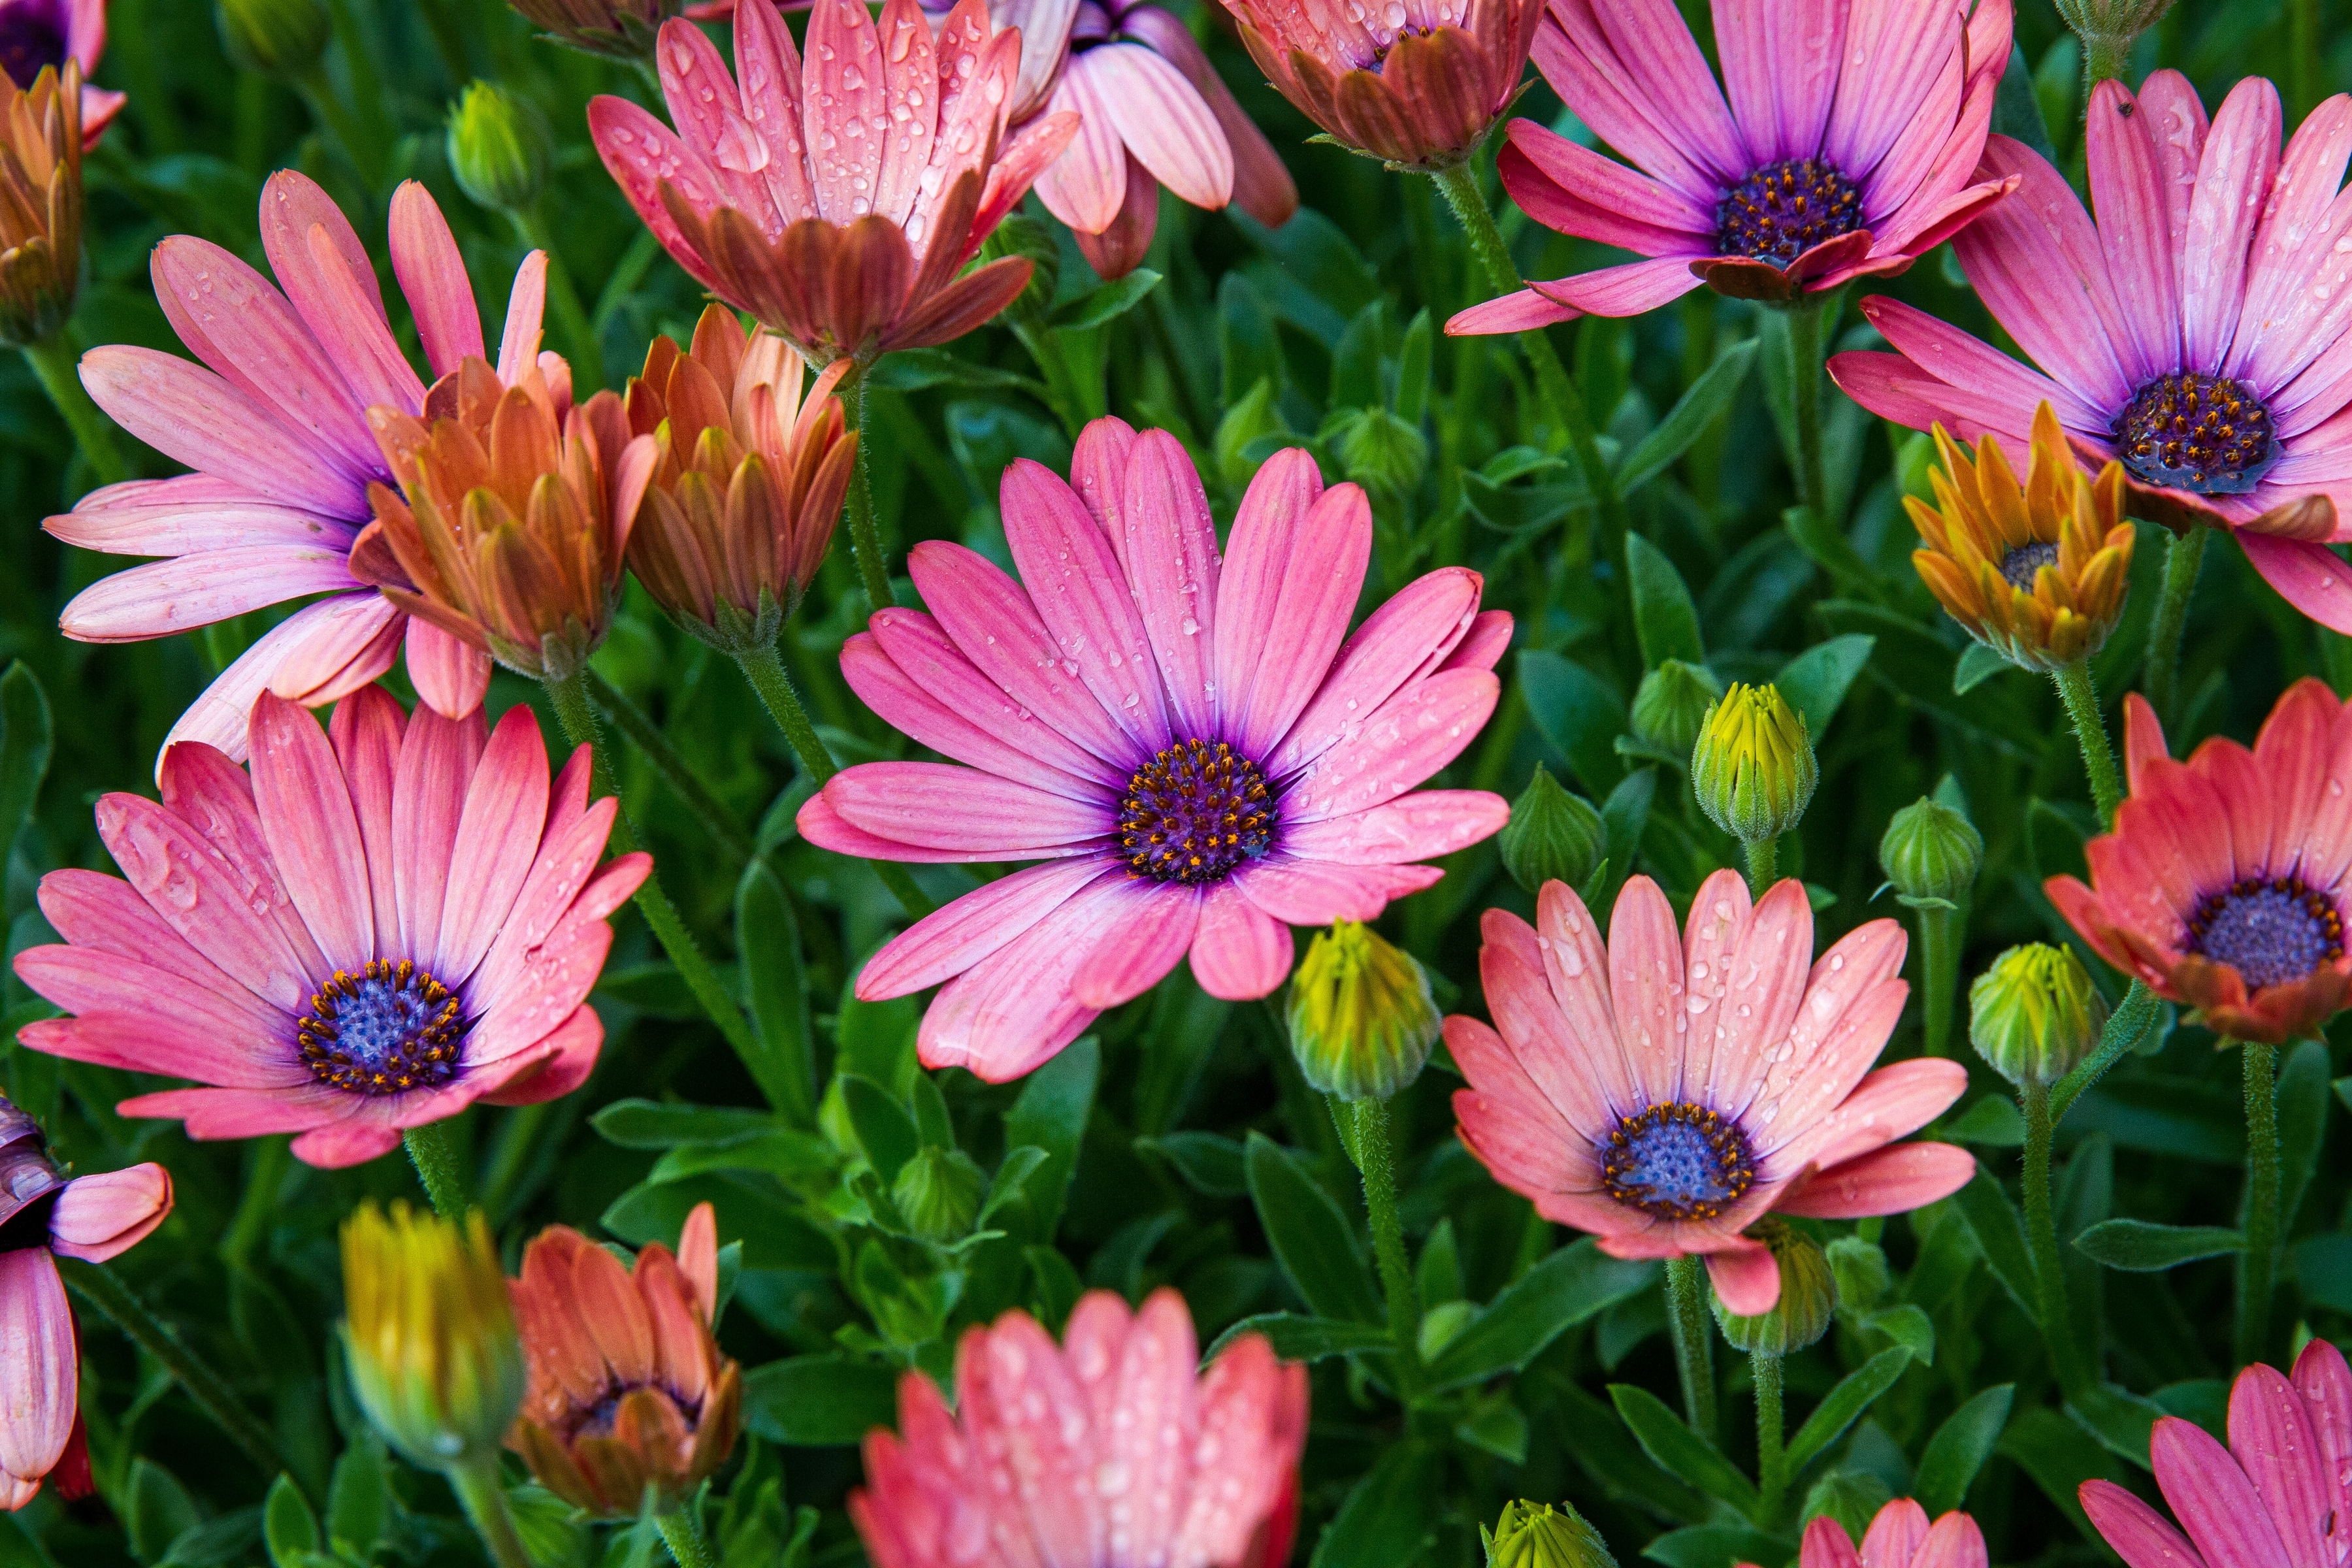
1641,1526,1784,1568
976,1146,1051,1228
1595,770,1656,913
1003,1038,1098,1242
1993,42,2062,164
2279,1038,2330,1230
1395,308,1433,426
1205,1313,1394,1364
2066,1382,2167,1471
1425,1240,1658,1391
867,348,1041,395
741,1355,900,1446
1519,650,1627,794
0,663,51,857
593,1098,781,1150
1944,1096,2025,1147
1862,1303,1935,1365
263,1475,319,1568
1815,599,2044,749
2071,1219,2244,1271
1462,466,1591,537
1953,643,2011,694
839,1075,920,1186
1607,1384,1760,1514
1784,1347,1912,1476
1625,533,1707,669
1774,634,1876,738
1137,1132,1247,1198
1245,1133,1382,1324
1219,274,1284,404
734,858,815,1122
2000,1407,2122,1541
1310,1443,1440,1568
1950,1169,2037,1316
1784,506,1882,598
1456,1394,1529,1464
1618,338,1757,495
1049,269,1164,331
1914,1384,2014,1515
325,1435,389,1559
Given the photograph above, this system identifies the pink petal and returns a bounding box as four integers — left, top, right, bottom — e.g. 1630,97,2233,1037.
798,791,1098,864
94,789,310,1013
496,253,549,387
265,596,404,710
1267,566,1482,779
1188,881,1293,999
1769,1058,1969,1175
802,0,889,225
1676,872,1808,1114
873,0,943,223
2179,78,2281,375
434,704,552,985
1071,416,1139,537
917,874,1139,1079
1536,0,1744,206
1446,287,1582,336
2240,533,2352,634
1860,1499,1929,1568
10,961,303,1086
79,348,366,515
1720,0,1845,162
1531,256,1708,318
1071,881,1201,1008
113,1082,344,1141
31,868,276,1027
1439,609,1511,674
1120,6,1295,225
2081,1480,2213,1568
1603,873,1689,1109
1705,1236,1780,1315
46,1166,172,1264
973,108,1083,244
478,1004,604,1107
404,619,491,719
392,700,490,965
1233,858,1438,926
155,595,395,770
1856,295,2102,430
1448,1015,1600,1196
2228,1363,2338,1568
1218,451,1377,758
1953,137,2135,413
656,18,783,227
850,619,1115,797
1774,1143,1976,1218
2153,1415,2294,1568
1497,119,1713,248
1825,0,1967,188
329,686,404,951
1118,431,1224,741
58,546,359,641
1073,45,1233,213
823,761,1113,852
1803,1515,1865,1568
473,783,629,1005
731,0,819,225
387,182,485,378
274,197,428,422
2085,81,2185,379
0,1249,73,1489
1279,790,1507,864
587,95,725,292
466,921,613,1066
998,0,1080,118
1915,1512,1989,1568
1736,928,1911,1154
1280,668,1501,825
1477,901,1624,1139
248,691,372,967
1826,348,2038,457
857,858,1114,1000
288,1119,408,1169
48,477,354,557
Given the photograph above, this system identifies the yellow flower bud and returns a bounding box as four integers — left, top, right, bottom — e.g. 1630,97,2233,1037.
1484,1501,1617,1568
1970,943,2108,1088
1289,923,1441,1102
340,1203,524,1473
1691,683,1816,845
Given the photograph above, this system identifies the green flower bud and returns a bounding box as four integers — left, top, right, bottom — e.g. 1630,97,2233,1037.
1498,764,1605,898
1970,943,2106,1088
216,0,333,77
1691,683,1817,846
979,214,1060,319
1289,922,1441,1102
1335,406,1429,502
1482,1501,1617,1568
891,1146,985,1243
1710,1219,1836,1354
340,1203,523,1473
2053,0,2176,48
1878,797,1984,906
1631,658,1722,756
447,82,551,217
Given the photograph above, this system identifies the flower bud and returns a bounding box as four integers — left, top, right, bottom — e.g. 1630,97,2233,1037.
892,1147,985,1243
1498,764,1605,898
1710,1220,1835,1355
0,63,82,350
1970,943,2106,1088
1289,923,1441,1102
1879,798,1983,906
340,1203,523,1473
2053,0,2175,50
508,0,673,61
446,82,551,217
1691,683,1817,845
979,213,1060,319
1483,1501,1617,1568
1335,406,1429,502
1631,659,1722,756
216,0,333,77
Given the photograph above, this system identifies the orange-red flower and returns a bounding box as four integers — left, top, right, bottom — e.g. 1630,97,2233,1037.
0,59,79,348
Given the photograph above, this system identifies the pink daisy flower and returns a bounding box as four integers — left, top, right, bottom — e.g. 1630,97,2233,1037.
2,1095,172,1511
851,1287,1308,1568
10,687,650,1169
1451,0,2015,335
0,0,123,146
1759,1499,1987,1568
54,172,554,767
1448,870,1976,1312
2046,679,2352,1046
1831,74,2352,632
798,417,1511,1081
2082,1339,2352,1568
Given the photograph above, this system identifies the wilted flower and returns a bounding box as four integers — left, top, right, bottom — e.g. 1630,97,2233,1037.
1631,659,1720,757
1498,763,1604,897
1879,798,1984,907
216,0,331,77
852,1289,1309,1568
1449,870,1974,1313
1970,944,2106,1088
446,81,551,217
0,59,79,349
2047,679,2352,1045
1692,683,1817,846
1784,1500,1989,1568
342,1203,524,1471
623,305,858,651
14,688,649,1168
1710,1218,1835,1354
1484,1500,1616,1568
802,419,1509,1081
1290,921,1443,1101
507,1203,742,1516
0,0,123,146
589,0,1076,366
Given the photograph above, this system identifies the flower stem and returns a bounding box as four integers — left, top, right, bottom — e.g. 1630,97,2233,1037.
731,640,933,919
1919,903,1959,1058
515,206,608,394
2019,1079,2087,1394
1779,299,1833,523
2142,527,2205,730
2051,661,2123,828
401,1121,470,1220
1663,1254,1718,1442
543,668,763,1062
585,666,753,864
22,332,128,489
838,363,896,618
2050,978,2161,1120
1344,1096,1422,1388
2238,1039,2281,1369
59,1258,289,1486
656,1506,720,1568
1752,1349,1786,1524
1743,837,1778,896
446,1458,536,1568
2082,31,2133,90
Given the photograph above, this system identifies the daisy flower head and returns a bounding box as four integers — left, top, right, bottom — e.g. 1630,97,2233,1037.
1774,1499,1988,1568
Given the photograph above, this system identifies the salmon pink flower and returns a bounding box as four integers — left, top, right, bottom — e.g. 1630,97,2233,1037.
851,1288,1308,1568
1448,870,1975,1313
1764,1499,1988,1568
2045,679,2352,1045
1831,74,2352,632
54,174,552,766
589,0,1077,367
1,1095,171,1511
0,0,122,146
2082,1340,2352,1568
11,687,650,1169
798,417,1511,1081
1452,0,2014,332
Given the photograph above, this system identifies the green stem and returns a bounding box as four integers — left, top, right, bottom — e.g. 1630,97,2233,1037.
446,1458,535,1568
1663,1254,1718,1442
22,333,129,488
1744,836,1777,896
1753,1350,1786,1524
2143,527,2206,731
839,364,896,617
2019,1080,2087,1394
1781,301,1833,523
731,640,933,919
2238,1040,2281,1369
542,668,764,1062
656,1507,721,1568
59,1259,290,1486
477,1102,553,1228
402,1122,470,1220
2083,31,2132,91
221,1137,291,1269
515,206,607,393
1919,903,1959,1058
585,666,753,863
1345,1096,1421,1386
2052,661,2123,828
2293,0,2320,122
2050,978,2161,1120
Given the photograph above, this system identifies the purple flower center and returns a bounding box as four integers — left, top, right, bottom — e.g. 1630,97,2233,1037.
2185,875,2344,990
1117,738,1276,885
571,1380,704,1442
1602,1102,1757,1221
1714,159,1865,270
299,958,468,1096
2112,371,2279,495
1999,541,2060,592
0,0,67,91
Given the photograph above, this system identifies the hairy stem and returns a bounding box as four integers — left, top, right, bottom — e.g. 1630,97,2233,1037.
656,1507,721,1568
585,666,753,863
1663,1254,1718,1442
2020,1080,2087,1394
1754,1350,1786,1524
22,332,129,489
401,1121,470,1220
1744,836,1778,897
2051,979,2161,1120
2052,661,2123,827
839,364,896,617
2239,1040,2281,1369
1346,1096,1422,1388
447,1458,536,1568
2143,527,2207,730
1780,300,1833,523
2082,31,2132,91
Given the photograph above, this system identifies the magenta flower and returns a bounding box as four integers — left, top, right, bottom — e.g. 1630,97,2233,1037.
799,418,1510,1081
2082,1339,2352,1568
1448,870,1975,1312
851,1288,1309,1568
1831,74,2352,631
1776,1500,1988,1568
1451,0,2015,334
0,0,123,146
55,173,553,766
12,687,650,1169
1,1096,171,1511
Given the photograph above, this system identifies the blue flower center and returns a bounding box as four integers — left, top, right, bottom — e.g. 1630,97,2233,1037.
299,959,467,1096
0,0,65,91
1999,541,2061,592
2112,371,2279,495
1603,1102,1758,1220
2186,875,2344,991
1715,159,1865,269
1117,738,1277,885
571,1379,703,1441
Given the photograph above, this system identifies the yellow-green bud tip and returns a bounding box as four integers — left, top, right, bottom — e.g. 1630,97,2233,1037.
340,1202,523,1473
1289,923,1441,1102
1969,943,2107,1088
1499,764,1605,898
1631,659,1723,757
1709,1218,1836,1354
1879,797,1983,906
1691,683,1817,845
448,82,553,217
1484,1501,1618,1568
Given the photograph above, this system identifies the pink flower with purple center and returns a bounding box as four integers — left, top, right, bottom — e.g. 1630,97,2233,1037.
0,0,121,146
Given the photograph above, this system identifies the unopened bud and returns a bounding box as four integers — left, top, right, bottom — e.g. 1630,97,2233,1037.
2054,0,2176,48
1483,1501,1616,1568
1335,406,1428,501
1498,764,1604,897
1289,923,1441,1102
1631,659,1722,756
892,1147,985,1243
447,82,551,216
340,1203,523,1473
1691,683,1816,845
1710,1219,1835,1355
217,0,333,76
1879,798,1983,906
1970,943,2106,1088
